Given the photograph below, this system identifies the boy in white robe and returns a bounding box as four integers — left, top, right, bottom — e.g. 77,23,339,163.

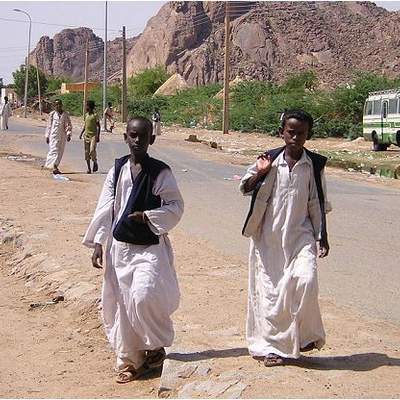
83,117,184,383
240,109,331,367
0,96,12,131
44,99,72,174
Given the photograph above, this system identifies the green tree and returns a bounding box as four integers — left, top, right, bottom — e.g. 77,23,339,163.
12,65,48,99
128,66,170,99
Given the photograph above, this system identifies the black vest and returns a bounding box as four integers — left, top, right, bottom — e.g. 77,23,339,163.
112,154,170,245
242,146,328,241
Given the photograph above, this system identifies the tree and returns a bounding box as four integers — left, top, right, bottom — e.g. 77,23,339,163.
12,65,48,100
128,66,170,99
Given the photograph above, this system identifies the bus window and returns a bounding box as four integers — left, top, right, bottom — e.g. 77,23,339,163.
389,98,397,114
373,100,381,115
365,101,373,115
382,102,388,118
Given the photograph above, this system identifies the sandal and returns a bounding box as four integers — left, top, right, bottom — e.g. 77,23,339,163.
145,347,166,369
263,353,285,367
116,365,148,384
300,341,318,352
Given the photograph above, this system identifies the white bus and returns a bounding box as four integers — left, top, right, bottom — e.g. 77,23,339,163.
363,89,400,151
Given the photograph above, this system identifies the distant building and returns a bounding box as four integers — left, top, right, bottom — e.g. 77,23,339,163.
61,81,99,94
1,87,19,103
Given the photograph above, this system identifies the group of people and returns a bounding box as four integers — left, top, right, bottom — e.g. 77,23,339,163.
81,108,331,383
0,96,12,131
44,100,162,176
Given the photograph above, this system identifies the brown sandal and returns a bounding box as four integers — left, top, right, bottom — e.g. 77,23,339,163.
263,353,285,367
116,365,148,384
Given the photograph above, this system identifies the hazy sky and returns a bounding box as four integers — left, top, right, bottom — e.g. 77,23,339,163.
0,1,398,84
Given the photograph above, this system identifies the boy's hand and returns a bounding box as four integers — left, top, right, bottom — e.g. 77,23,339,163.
46,137,49,144
96,135,100,143
67,134,71,142
318,238,330,258
92,243,103,269
128,211,148,224
79,133,83,140
256,153,272,176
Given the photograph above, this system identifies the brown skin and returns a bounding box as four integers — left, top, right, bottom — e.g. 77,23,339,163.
244,117,329,258
91,119,153,269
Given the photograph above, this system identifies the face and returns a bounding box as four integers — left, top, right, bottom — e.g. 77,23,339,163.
54,101,63,113
124,119,151,158
280,118,310,150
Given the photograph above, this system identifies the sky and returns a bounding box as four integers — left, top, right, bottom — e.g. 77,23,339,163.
0,1,399,84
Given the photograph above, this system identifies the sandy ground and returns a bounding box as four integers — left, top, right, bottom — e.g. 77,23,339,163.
0,134,400,398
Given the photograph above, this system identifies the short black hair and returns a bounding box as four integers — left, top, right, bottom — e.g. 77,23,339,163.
280,109,314,137
87,100,95,109
108,101,112,107
54,99,62,105
127,116,153,136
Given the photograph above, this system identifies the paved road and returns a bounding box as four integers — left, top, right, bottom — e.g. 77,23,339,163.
2,120,400,323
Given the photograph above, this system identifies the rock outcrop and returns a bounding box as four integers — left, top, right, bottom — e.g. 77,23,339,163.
31,27,137,82
30,2,400,88
126,1,400,88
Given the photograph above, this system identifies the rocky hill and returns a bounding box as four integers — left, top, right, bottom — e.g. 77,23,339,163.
30,2,400,88
127,1,400,88
31,27,137,82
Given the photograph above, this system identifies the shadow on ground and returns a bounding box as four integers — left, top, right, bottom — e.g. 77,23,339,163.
169,349,400,372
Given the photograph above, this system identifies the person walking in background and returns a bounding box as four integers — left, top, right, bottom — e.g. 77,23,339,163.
80,100,100,174
151,108,161,138
0,96,12,130
44,99,72,175
104,101,115,133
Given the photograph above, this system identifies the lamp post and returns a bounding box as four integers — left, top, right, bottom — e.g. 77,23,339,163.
103,1,108,131
13,8,31,118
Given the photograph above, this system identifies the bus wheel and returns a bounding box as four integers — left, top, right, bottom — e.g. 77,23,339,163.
372,133,388,151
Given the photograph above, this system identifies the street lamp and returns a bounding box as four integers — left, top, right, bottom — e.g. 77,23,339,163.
13,8,31,118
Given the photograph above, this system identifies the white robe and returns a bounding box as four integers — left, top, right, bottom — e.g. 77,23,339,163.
83,160,184,370
240,151,331,359
0,102,12,130
44,111,72,169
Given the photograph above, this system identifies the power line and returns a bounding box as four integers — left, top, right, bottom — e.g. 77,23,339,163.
0,16,121,33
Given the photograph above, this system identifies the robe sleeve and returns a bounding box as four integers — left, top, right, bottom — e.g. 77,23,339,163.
321,170,332,213
239,162,258,196
45,112,53,139
143,168,184,235
65,113,73,137
82,167,115,248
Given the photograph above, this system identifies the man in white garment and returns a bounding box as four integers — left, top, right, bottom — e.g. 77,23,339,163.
83,117,184,383
44,99,72,174
0,96,12,130
240,109,331,367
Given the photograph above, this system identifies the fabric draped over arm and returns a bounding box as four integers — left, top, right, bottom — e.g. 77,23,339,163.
144,168,184,236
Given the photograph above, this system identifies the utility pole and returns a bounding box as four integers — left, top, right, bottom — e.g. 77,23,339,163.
102,0,108,131
36,54,42,115
121,25,128,123
83,39,89,118
13,9,31,118
222,1,231,134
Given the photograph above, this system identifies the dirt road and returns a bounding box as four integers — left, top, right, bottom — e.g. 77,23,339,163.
0,120,399,397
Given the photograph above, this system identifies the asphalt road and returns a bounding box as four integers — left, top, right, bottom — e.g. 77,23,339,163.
2,120,400,324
